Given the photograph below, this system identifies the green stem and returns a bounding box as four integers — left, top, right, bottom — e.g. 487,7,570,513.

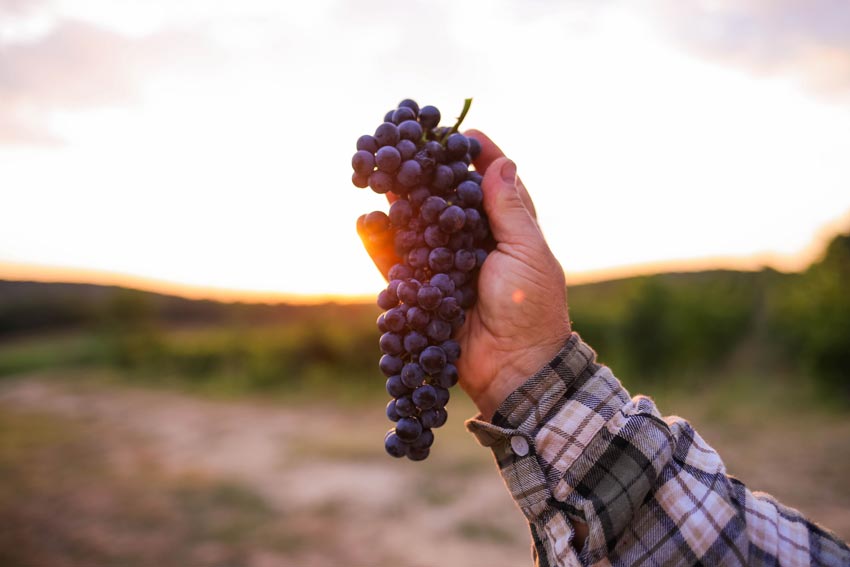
441,98,473,143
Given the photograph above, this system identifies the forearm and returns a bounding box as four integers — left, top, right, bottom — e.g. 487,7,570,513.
466,333,850,566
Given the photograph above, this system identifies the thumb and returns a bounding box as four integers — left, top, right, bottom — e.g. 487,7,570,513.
482,157,542,246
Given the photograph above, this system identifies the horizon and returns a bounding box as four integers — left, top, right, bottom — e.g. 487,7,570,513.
2,212,846,305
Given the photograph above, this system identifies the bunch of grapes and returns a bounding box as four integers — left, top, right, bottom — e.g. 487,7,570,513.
351,98,492,461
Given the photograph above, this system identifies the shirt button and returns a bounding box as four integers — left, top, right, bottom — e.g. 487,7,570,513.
510,435,529,456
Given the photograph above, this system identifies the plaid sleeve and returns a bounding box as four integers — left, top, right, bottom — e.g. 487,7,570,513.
465,333,850,567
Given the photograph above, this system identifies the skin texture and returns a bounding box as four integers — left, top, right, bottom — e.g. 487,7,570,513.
360,129,588,549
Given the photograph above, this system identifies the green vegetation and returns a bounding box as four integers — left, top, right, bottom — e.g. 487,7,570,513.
1,233,848,405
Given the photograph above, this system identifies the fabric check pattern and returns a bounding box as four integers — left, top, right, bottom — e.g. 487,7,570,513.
466,333,850,567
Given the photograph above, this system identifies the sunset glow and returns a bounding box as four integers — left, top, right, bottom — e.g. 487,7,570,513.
2,1,849,302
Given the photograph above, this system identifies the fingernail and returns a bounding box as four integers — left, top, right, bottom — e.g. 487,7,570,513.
500,160,517,183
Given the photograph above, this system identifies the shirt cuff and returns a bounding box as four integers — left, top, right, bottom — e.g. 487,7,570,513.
464,333,610,519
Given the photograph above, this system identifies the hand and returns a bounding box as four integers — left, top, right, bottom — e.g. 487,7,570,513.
360,130,572,420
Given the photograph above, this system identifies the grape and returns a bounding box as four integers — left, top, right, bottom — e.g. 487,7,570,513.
386,399,401,422
351,99,491,460
438,205,466,234
385,432,407,458
396,416,423,441
357,134,379,153
375,122,400,146
419,345,447,375
401,362,425,389
396,160,422,187
352,150,375,177
413,384,437,410
386,375,410,398
445,133,470,159
376,146,402,172
393,106,416,124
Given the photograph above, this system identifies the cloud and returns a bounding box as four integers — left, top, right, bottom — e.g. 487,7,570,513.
0,17,211,145
651,0,850,97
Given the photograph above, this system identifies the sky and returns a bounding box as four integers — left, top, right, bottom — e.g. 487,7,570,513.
2,0,849,301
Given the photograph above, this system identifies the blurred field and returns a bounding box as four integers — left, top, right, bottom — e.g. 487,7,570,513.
0,234,848,565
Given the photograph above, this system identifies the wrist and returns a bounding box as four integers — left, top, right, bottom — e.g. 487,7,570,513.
473,325,572,421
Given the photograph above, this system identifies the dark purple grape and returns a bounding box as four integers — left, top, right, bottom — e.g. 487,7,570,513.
383,307,406,333
369,170,394,194
384,110,394,122
398,98,420,116
438,205,466,234
398,120,423,142
475,248,488,268
454,249,477,272
403,331,428,355
352,172,369,188
377,288,398,310
468,137,482,160
396,160,422,187
446,133,470,159
413,384,437,410
386,375,410,398
376,312,388,333
379,331,403,355
395,395,416,417
386,399,401,422
426,318,452,342
396,416,423,441
406,306,430,330
449,161,468,183
431,164,454,193
433,386,450,408
407,247,431,269
352,150,375,176
440,340,460,363
388,263,413,281
448,270,468,287
420,196,447,224
376,146,401,172
467,171,483,185
357,134,378,153
392,106,416,124
419,345,447,375
429,273,455,296
434,364,458,388
448,231,474,251
396,139,417,160
401,363,425,389
457,180,483,207
420,408,447,429
412,428,434,449
464,208,481,231
363,210,389,233
424,224,449,248
408,186,430,209
417,285,443,311
380,355,404,376
374,122,400,147
407,446,430,461
418,105,440,129
393,230,418,255
385,431,407,457
397,279,421,304
388,199,413,227
437,297,462,322
428,247,454,273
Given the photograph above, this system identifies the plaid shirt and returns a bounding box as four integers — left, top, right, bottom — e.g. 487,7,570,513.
466,333,850,567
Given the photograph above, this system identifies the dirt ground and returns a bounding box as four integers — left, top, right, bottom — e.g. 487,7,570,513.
0,375,848,566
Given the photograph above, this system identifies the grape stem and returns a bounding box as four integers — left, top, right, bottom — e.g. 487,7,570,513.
440,98,473,144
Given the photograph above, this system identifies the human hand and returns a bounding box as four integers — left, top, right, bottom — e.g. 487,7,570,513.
359,130,572,420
